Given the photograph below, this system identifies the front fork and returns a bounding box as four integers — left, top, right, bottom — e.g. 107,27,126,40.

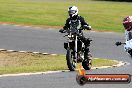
75,36,78,61
67,36,78,62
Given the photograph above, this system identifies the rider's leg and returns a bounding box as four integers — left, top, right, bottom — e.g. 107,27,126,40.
79,35,90,53
64,42,68,50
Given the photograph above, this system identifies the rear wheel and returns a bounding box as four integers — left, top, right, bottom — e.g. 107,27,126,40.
66,48,76,71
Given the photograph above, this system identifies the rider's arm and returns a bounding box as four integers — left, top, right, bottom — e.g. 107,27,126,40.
59,18,70,33
80,16,91,30
63,18,70,30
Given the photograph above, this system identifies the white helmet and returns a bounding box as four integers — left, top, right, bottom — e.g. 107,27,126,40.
68,6,78,18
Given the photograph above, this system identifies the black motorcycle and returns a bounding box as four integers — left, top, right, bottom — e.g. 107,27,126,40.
59,25,92,71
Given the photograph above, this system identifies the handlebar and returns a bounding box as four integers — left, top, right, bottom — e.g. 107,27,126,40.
115,42,125,46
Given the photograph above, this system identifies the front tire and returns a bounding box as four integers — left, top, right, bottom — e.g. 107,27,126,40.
66,48,76,71
82,53,92,70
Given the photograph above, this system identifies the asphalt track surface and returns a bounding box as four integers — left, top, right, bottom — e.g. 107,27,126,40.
0,24,132,88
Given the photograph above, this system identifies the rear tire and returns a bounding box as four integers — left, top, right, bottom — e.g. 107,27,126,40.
66,48,76,71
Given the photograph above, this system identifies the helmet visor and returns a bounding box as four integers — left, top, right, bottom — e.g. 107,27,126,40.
68,10,76,15
123,22,132,30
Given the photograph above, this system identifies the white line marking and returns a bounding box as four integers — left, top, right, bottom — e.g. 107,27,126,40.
7,50,16,52
51,54,57,56
33,52,41,54
0,71,63,77
0,60,129,77
18,51,27,53
0,49,6,51
42,53,49,55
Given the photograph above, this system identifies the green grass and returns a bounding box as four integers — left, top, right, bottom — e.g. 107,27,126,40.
0,51,118,74
0,0,132,32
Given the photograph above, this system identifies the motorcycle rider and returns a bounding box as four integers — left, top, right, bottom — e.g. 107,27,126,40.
59,6,92,53
123,16,132,41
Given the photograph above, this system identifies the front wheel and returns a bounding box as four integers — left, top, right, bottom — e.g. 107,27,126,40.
66,48,76,71
82,53,92,70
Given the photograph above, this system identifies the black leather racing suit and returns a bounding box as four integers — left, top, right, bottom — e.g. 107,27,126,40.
62,15,91,53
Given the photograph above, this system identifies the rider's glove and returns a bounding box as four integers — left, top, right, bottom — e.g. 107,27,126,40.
59,29,66,33
59,29,64,33
82,25,92,30
87,26,92,30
